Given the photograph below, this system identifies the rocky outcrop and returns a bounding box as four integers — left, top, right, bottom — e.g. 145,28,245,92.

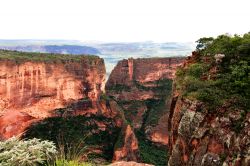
167,53,250,166
0,59,105,118
0,110,36,140
113,124,140,161
168,95,250,166
106,57,184,143
106,57,184,164
106,57,184,90
0,50,106,139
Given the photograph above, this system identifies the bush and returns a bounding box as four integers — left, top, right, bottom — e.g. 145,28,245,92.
23,116,120,162
0,137,57,166
187,63,205,78
107,84,131,92
177,32,250,113
135,131,167,166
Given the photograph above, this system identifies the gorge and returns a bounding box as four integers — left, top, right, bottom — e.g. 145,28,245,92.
0,33,249,166
0,49,184,165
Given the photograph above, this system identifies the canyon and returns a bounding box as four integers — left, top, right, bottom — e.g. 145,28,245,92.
0,49,184,165
1,43,249,166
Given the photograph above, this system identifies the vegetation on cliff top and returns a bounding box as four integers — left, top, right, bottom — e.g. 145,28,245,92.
0,49,101,63
176,32,250,115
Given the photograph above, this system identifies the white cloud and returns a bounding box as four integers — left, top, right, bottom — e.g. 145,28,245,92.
0,0,249,42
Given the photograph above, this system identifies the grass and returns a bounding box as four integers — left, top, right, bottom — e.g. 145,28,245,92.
53,160,93,166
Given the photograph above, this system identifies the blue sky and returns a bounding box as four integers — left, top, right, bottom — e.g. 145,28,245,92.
0,0,249,42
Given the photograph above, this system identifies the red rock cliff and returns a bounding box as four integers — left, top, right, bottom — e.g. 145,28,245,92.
106,57,184,164
167,53,250,166
0,51,106,139
107,57,184,88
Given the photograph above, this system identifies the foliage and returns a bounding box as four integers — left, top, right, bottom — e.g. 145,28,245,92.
0,49,99,63
56,135,88,162
177,32,250,113
100,93,111,101
144,99,167,126
135,131,167,166
0,137,57,166
106,84,131,92
186,63,208,78
23,115,120,162
53,159,93,166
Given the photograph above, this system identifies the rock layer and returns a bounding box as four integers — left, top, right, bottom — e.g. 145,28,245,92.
106,57,184,144
106,57,184,89
113,124,140,161
0,51,106,139
106,57,184,164
167,54,250,166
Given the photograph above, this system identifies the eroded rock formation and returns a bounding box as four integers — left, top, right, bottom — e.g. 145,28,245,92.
0,59,105,118
113,124,140,161
167,53,250,166
168,91,250,166
106,57,184,164
0,50,106,139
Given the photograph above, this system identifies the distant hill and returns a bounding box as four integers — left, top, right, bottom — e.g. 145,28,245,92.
86,41,195,56
0,40,194,75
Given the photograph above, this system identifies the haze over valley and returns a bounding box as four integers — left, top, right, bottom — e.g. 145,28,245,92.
0,40,194,75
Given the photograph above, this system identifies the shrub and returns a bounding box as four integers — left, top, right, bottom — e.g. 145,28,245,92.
23,116,120,162
135,131,167,166
177,32,250,113
107,84,131,92
187,63,205,78
0,137,57,166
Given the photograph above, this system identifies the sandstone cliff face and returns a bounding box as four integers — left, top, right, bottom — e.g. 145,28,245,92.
106,57,183,141
113,124,140,161
0,51,106,139
168,93,250,166
106,57,184,165
106,57,183,101
0,59,105,118
167,53,250,166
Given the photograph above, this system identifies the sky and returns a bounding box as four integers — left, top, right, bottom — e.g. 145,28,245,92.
0,0,249,42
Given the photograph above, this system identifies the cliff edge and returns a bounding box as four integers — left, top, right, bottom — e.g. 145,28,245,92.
0,50,106,138
168,34,250,166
